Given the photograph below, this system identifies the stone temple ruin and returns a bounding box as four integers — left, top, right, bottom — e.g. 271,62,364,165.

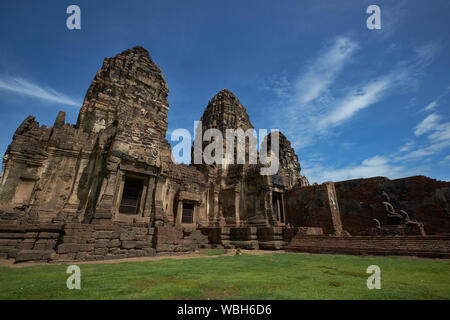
0,47,449,263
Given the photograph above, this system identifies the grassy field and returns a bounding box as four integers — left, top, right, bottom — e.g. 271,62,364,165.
0,252,449,300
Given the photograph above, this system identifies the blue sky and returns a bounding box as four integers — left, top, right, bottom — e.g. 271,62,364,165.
0,0,449,183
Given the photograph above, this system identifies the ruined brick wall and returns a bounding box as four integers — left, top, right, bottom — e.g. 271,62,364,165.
285,235,450,258
334,176,450,235
285,184,336,234
285,176,450,236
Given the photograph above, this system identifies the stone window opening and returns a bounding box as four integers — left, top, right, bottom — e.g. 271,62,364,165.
119,177,144,214
181,202,195,224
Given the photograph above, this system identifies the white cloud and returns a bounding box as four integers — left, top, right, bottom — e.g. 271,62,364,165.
440,155,450,166
293,36,358,105
303,155,406,183
414,43,440,67
414,113,441,136
396,140,450,161
267,36,432,150
0,75,81,107
428,121,450,142
423,100,438,111
398,140,415,153
318,76,392,130
397,114,450,161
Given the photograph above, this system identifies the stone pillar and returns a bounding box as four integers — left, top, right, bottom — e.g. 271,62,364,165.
280,193,286,224
92,172,118,223
325,182,343,236
267,188,277,226
234,187,241,227
142,176,155,218
176,200,183,225
211,187,221,226
112,172,126,219
153,176,167,225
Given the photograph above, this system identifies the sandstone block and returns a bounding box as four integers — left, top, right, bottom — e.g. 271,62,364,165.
33,239,57,250
121,240,136,249
143,248,156,257
15,250,54,262
57,243,94,254
95,231,114,239
38,232,59,239
94,239,109,248
120,231,136,241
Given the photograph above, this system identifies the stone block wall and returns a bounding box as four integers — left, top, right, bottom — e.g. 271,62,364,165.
0,222,158,263
55,223,156,262
152,225,184,253
229,227,259,249
0,224,62,261
257,227,285,249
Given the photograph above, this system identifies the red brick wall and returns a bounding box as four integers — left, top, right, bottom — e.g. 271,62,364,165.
285,176,450,236
286,235,450,258
285,184,335,234
334,176,450,235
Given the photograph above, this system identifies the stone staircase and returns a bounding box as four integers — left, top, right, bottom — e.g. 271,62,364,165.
182,228,211,250
285,235,450,258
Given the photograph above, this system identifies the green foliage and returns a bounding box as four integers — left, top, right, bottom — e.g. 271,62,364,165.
0,253,449,300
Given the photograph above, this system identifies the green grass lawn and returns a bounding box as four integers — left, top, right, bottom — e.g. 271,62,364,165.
0,252,449,300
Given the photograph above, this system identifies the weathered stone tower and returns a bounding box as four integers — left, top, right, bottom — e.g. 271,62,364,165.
192,89,308,227
0,47,208,227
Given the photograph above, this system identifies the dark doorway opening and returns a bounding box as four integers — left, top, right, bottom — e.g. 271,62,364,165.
119,177,144,214
182,202,194,224
272,192,285,223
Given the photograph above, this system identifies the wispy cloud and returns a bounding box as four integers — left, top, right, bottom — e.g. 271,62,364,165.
293,36,358,105
414,113,441,136
397,112,450,161
265,35,440,153
262,35,444,183
303,155,407,183
267,36,360,149
398,139,415,153
396,140,450,161
440,155,450,166
422,86,450,112
423,100,438,111
0,75,81,107
317,75,392,130
414,43,440,67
